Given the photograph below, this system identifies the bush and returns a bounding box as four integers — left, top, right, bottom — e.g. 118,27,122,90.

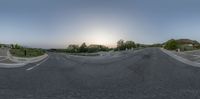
67,44,79,53
10,48,45,57
164,39,178,50
117,40,136,51
117,39,125,50
11,44,23,49
79,42,88,52
125,41,136,49
87,44,109,53
66,43,110,53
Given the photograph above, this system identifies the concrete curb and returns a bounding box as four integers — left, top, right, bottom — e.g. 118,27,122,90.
0,63,26,68
7,50,48,64
0,49,48,68
160,48,200,68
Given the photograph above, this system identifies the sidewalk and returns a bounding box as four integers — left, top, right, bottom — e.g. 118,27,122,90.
161,48,200,67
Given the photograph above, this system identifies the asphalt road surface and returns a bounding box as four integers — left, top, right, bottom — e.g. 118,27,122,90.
0,48,200,99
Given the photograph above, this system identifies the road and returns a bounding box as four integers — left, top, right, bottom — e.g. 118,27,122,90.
0,48,200,99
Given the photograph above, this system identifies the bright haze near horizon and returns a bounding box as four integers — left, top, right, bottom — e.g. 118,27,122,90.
0,0,200,49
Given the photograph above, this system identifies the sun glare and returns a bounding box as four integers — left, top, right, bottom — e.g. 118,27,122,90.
84,28,117,46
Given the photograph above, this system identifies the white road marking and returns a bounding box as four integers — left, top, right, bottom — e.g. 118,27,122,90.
26,56,49,71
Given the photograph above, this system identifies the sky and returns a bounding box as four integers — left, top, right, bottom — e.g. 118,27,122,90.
0,0,200,48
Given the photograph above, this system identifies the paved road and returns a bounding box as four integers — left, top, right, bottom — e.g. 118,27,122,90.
0,48,200,99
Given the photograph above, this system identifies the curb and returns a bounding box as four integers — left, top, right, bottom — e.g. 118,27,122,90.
0,49,48,68
0,63,26,68
160,48,200,68
7,50,48,64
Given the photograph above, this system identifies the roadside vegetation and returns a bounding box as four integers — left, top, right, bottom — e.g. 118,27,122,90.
0,44,8,48
164,39,178,50
10,44,45,57
49,39,146,54
116,40,136,51
66,43,111,53
164,39,200,51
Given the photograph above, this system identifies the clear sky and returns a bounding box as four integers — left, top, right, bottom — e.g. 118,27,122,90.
0,0,200,48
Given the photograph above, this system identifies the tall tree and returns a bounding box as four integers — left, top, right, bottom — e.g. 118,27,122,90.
79,42,87,52
117,39,125,50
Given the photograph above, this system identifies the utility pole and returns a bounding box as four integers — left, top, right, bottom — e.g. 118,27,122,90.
24,49,27,56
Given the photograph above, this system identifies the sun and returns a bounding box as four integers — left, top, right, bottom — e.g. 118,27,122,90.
84,28,117,46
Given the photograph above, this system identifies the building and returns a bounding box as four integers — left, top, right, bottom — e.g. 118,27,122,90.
176,39,200,51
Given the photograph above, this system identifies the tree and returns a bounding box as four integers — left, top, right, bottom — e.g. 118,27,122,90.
99,45,109,51
79,42,87,52
24,49,27,56
117,39,125,50
11,44,14,49
10,44,22,49
67,44,79,53
125,41,136,49
15,44,21,49
87,44,109,53
136,44,140,48
164,39,178,50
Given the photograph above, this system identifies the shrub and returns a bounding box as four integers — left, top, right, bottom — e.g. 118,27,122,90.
164,39,178,50
79,42,88,52
125,41,136,49
117,40,136,51
67,44,79,53
10,48,45,57
117,39,126,50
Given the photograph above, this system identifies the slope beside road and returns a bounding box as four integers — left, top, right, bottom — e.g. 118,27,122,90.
0,48,200,99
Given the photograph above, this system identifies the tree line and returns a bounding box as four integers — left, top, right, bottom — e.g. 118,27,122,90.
63,40,139,53
116,39,136,51
66,43,110,53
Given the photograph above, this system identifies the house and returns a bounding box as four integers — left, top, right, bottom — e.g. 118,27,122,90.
176,39,200,51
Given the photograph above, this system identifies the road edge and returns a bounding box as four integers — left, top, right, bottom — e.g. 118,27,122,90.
160,48,200,68
0,62,26,68
0,50,48,68
7,50,48,64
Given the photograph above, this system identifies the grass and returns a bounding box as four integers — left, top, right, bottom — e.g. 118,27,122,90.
10,48,45,58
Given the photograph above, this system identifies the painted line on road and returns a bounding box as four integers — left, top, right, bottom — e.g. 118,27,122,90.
26,56,49,71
